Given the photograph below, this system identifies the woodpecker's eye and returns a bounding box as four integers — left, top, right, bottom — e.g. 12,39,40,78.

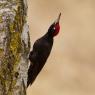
53,27,56,31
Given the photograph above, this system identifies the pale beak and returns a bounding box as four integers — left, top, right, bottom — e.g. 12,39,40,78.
55,13,61,24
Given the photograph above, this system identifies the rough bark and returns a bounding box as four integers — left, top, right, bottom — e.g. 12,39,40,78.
0,0,30,95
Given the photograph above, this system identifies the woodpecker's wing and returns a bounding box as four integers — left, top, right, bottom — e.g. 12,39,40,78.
27,37,53,87
29,39,40,63
28,39,41,86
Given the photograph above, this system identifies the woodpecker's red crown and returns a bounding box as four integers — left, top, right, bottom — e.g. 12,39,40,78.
48,13,61,37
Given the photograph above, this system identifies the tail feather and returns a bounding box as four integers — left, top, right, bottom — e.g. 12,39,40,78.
27,64,34,87
27,62,40,87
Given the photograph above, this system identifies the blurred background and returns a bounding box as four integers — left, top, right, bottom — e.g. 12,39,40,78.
27,0,95,95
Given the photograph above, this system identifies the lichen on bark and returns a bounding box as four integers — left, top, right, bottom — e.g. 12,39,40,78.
0,0,30,95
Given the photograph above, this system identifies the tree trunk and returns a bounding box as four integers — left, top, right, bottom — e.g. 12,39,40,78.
0,0,30,95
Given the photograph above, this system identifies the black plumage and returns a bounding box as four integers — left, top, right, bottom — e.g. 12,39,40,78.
27,13,61,87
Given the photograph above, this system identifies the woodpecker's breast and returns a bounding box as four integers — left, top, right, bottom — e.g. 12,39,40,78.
33,37,53,64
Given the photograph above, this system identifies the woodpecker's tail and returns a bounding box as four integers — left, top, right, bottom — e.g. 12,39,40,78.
27,62,39,87
27,64,33,87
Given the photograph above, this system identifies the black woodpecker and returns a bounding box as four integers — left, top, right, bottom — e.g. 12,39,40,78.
27,13,61,87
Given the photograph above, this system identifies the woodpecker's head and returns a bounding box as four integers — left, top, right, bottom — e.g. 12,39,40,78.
48,13,61,37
